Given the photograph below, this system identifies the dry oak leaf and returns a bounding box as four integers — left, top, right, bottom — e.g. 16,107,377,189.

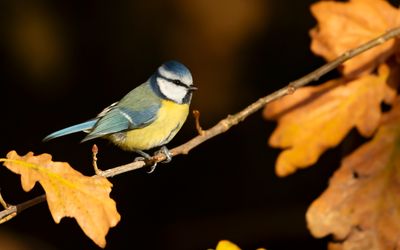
306,98,400,250
264,64,393,177
310,0,400,77
1,151,120,248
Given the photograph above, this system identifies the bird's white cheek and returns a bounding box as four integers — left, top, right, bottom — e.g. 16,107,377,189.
158,78,187,103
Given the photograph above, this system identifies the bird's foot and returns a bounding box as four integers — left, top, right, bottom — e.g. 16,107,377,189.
156,146,172,163
134,150,157,173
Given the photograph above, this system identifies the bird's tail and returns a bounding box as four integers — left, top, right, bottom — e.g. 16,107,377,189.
43,119,97,142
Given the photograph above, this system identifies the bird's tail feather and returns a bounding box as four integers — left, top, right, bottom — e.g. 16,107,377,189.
43,119,97,142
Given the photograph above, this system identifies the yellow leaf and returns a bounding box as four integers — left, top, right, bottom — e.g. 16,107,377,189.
1,151,120,248
215,240,241,250
264,64,392,177
306,97,400,250
310,0,400,76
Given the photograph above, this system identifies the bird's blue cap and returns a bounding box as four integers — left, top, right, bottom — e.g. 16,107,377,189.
161,60,192,78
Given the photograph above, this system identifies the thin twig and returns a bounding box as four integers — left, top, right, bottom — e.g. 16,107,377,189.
15,195,47,213
0,191,16,223
0,206,16,224
92,144,102,175
0,194,46,224
2,27,400,221
192,110,205,135
0,192,8,209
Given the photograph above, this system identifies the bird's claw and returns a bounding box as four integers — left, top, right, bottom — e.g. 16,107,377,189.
134,153,157,174
134,147,171,174
147,162,157,173
157,146,172,163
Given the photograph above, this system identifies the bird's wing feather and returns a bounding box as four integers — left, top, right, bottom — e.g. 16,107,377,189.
82,103,160,142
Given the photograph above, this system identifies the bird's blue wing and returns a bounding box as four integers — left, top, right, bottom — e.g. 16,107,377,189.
81,104,160,142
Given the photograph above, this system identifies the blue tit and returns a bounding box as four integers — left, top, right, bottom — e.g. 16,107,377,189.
44,60,196,163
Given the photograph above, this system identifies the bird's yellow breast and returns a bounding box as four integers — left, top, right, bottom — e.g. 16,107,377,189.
111,100,189,151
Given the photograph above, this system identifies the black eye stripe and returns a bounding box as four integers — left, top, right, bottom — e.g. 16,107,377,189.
172,79,188,87
158,74,189,88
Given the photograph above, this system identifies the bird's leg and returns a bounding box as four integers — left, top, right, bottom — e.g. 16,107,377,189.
135,150,152,159
134,150,157,173
133,147,172,173
156,146,172,163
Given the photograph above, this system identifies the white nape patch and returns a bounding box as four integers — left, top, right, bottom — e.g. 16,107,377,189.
157,77,188,103
158,65,193,87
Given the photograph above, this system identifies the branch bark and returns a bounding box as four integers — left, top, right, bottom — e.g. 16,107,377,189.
0,194,46,223
1,27,400,222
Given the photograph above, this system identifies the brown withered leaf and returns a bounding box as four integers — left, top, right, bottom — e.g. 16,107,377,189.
310,0,400,76
1,151,120,248
306,97,400,250
264,64,393,177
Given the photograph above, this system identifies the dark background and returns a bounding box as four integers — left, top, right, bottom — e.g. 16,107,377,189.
0,0,370,249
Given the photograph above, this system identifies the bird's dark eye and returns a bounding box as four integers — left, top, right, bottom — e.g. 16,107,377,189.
173,79,182,85
172,79,188,88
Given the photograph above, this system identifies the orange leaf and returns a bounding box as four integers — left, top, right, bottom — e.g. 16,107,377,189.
264,64,392,177
306,97,400,250
310,0,400,76
1,151,120,248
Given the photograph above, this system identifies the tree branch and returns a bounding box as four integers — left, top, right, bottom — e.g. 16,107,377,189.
2,27,400,222
0,193,46,223
98,27,400,177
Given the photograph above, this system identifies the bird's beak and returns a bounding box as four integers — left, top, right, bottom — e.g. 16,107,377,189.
189,85,198,91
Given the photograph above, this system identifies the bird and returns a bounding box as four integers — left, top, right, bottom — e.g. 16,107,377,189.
44,60,196,170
